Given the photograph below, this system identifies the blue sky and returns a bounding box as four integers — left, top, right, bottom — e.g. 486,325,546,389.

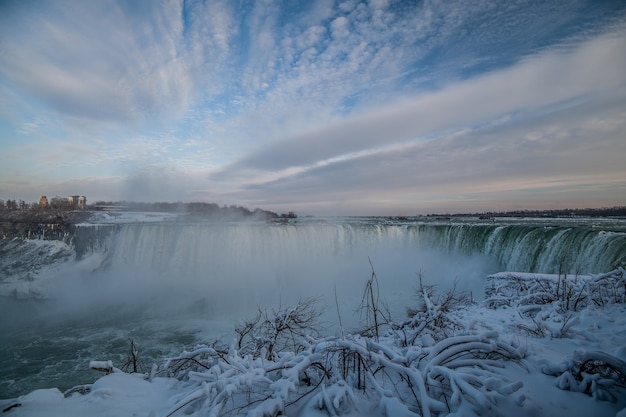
1,0,625,215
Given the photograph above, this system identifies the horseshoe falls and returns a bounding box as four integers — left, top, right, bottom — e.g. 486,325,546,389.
74,217,626,279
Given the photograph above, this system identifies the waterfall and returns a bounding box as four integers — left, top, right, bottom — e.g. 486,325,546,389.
404,223,626,273
72,219,626,281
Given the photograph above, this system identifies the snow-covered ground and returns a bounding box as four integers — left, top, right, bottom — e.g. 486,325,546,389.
0,238,73,299
2,270,625,417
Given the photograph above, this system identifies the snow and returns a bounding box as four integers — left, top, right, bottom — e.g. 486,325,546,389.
2,270,626,416
0,238,73,298
1,373,178,417
89,361,117,374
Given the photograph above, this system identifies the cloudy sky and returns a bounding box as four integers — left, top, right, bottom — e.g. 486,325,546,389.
1,0,625,215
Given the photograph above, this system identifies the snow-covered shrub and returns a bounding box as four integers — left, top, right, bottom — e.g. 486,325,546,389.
485,268,626,341
234,297,323,360
155,345,228,380
156,342,329,416
542,350,626,402
484,268,626,404
317,333,525,417
587,268,626,307
485,268,626,313
154,327,525,416
129,288,526,417
391,275,474,346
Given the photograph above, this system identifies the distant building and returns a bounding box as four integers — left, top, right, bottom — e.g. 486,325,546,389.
67,195,87,209
39,195,49,207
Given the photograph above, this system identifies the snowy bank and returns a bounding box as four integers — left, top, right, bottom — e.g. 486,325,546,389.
2,269,626,416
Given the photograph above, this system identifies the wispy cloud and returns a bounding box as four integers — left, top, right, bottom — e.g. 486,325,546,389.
0,1,192,125
218,30,626,175
0,0,625,213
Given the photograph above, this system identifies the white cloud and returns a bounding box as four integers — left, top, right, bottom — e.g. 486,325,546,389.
0,1,192,125
330,16,350,38
218,29,626,178
201,29,626,214
1,0,625,213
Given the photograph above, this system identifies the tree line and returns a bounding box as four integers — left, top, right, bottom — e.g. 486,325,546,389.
91,201,295,220
0,198,297,222
428,206,626,218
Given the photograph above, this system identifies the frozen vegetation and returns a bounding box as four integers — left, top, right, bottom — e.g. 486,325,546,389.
2,268,625,417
